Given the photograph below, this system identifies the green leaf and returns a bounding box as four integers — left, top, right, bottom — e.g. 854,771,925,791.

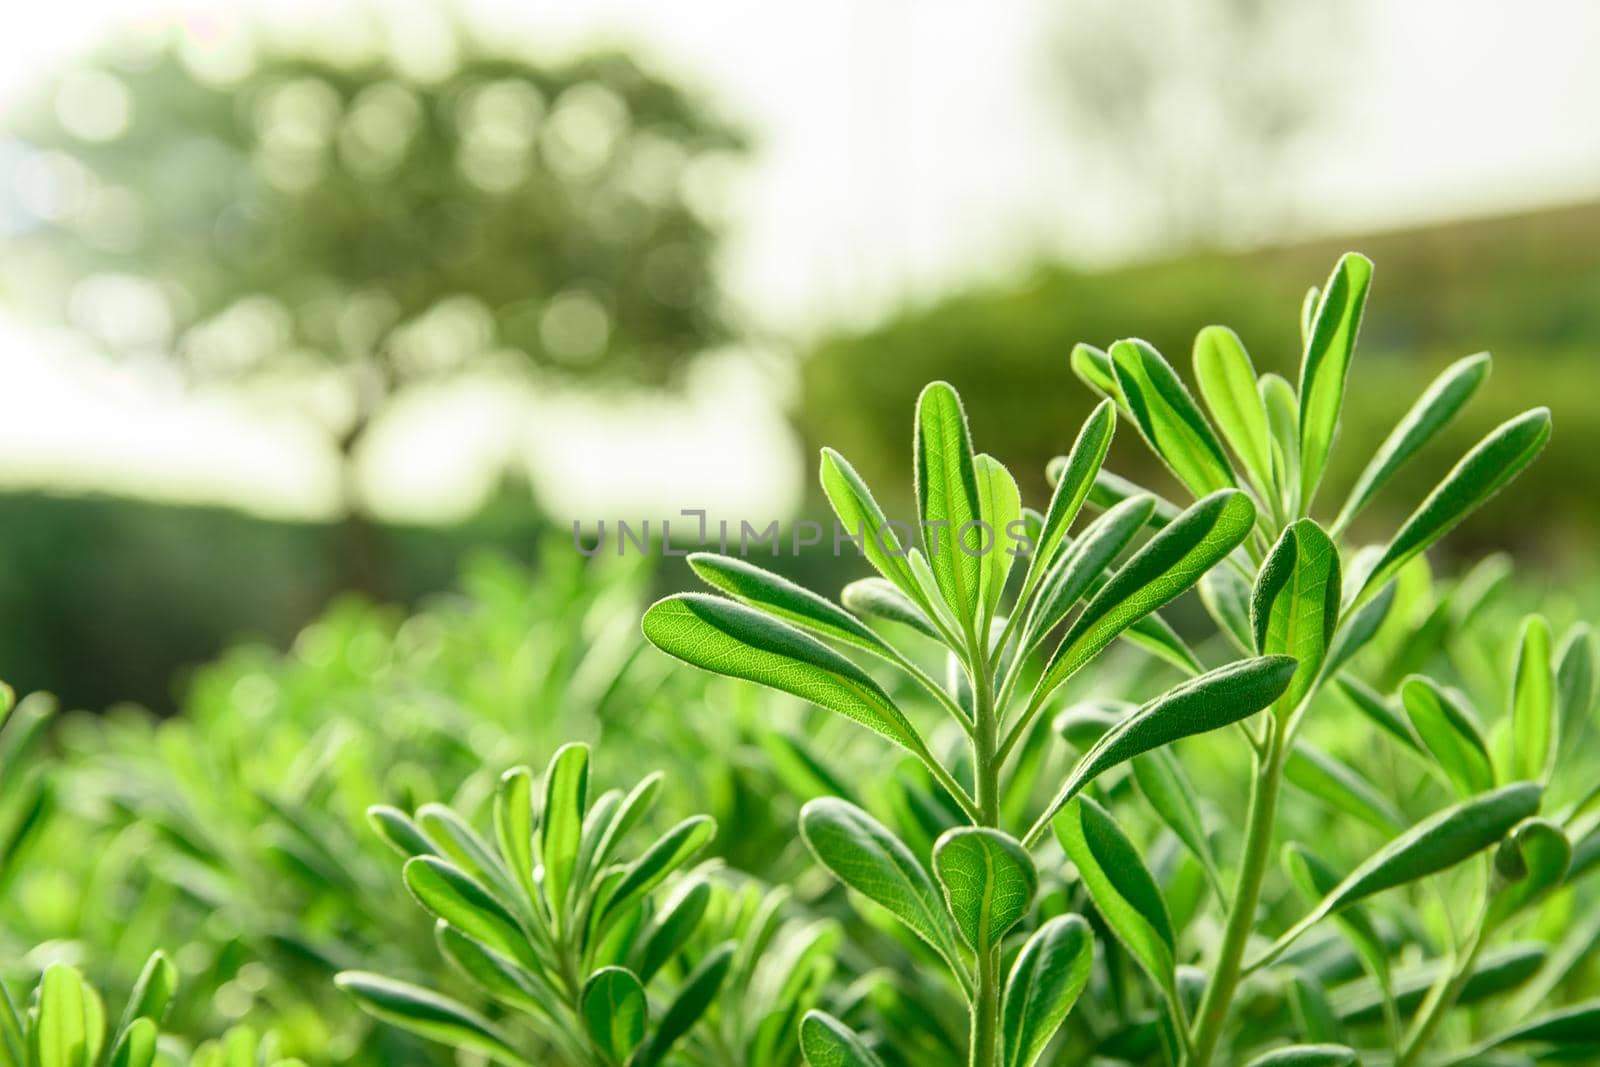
1000,914,1094,1067
799,798,966,984
643,594,927,755
635,879,711,983
1193,325,1273,493
582,967,647,1064
841,578,940,641
435,923,549,1014
689,553,889,655
819,447,918,600
1323,578,1395,677
1335,675,1419,754
1029,655,1296,844
1242,1045,1356,1067
1447,1000,1600,1065
1251,519,1341,716
1024,494,1154,645
540,742,589,920
974,454,1024,624
1297,252,1373,507
1511,615,1556,782
932,827,1037,954
1070,343,1122,404
1254,782,1542,968
1333,351,1489,534
403,857,535,969
107,1019,157,1067
1085,469,1182,527
116,951,176,1038
1199,566,1254,652
1401,675,1494,796
1283,844,1393,1036
1030,490,1257,711
599,815,715,929
1111,338,1235,498
368,805,436,859
1030,400,1116,580
335,973,523,1065
1353,408,1552,608
799,1011,887,1067
633,942,735,1067
1286,743,1405,832
34,965,101,1067
495,766,537,910
1558,623,1597,749
1055,797,1175,992
1131,749,1224,898
1260,372,1301,513
915,381,984,625
1489,818,1570,927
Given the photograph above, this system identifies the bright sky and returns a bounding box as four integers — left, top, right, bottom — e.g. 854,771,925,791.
0,0,1596,523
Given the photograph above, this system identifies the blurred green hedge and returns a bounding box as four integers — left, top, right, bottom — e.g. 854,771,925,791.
796,202,1600,569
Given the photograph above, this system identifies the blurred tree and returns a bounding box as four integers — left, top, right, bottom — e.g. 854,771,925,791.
1045,0,1351,247
0,17,743,588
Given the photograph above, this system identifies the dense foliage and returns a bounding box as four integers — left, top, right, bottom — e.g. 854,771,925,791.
4,254,1599,1066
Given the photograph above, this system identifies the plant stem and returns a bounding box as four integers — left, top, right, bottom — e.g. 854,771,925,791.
1190,722,1286,1067
1396,901,1491,1066
967,640,1003,1067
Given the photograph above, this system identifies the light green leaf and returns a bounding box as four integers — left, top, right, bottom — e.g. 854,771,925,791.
1333,351,1489,534
1070,343,1122,405
1252,519,1341,717
1199,566,1254,653
494,766,537,910
1299,286,1320,346
34,965,101,1067
1243,1045,1356,1067
107,1019,157,1067
1511,614,1556,783
799,798,967,984
403,857,535,969
1323,578,1395,677
116,951,176,1039
974,454,1024,624
1055,797,1175,991
819,447,918,600
540,742,589,920
1353,408,1552,608
1297,252,1373,508
1131,749,1224,898
799,1011,887,1067
643,594,926,755
1193,325,1273,493
582,967,647,1064
1029,489,1257,711
915,381,984,626
632,942,734,1067
1028,655,1296,844
1000,914,1094,1067
841,578,940,641
368,805,435,859
933,827,1037,954
1111,338,1235,498
335,973,524,1066
1030,400,1116,581
1489,818,1570,927
1283,844,1393,1038
689,553,889,655
1254,782,1542,968
1401,675,1494,796
1260,372,1301,514
1286,743,1405,832
1445,1000,1600,1065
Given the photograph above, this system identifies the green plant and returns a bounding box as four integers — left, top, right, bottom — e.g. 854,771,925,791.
334,742,831,1066
0,952,174,1067
640,253,1600,1064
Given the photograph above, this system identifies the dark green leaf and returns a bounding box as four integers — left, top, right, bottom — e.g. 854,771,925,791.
1558,623,1597,749
1354,408,1552,608
599,816,715,929
1055,797,1175,991
800,798,966,983
582,967,647,1064
1333,351,1489,534
403,857,534,969
1252,519,1341,716
1000,914,1094,1067
1112,338,1235,498
335,973,523,1065
1029,656,1296,844
689,552,890,656
1489,819,1570,927
633,942,735,1067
